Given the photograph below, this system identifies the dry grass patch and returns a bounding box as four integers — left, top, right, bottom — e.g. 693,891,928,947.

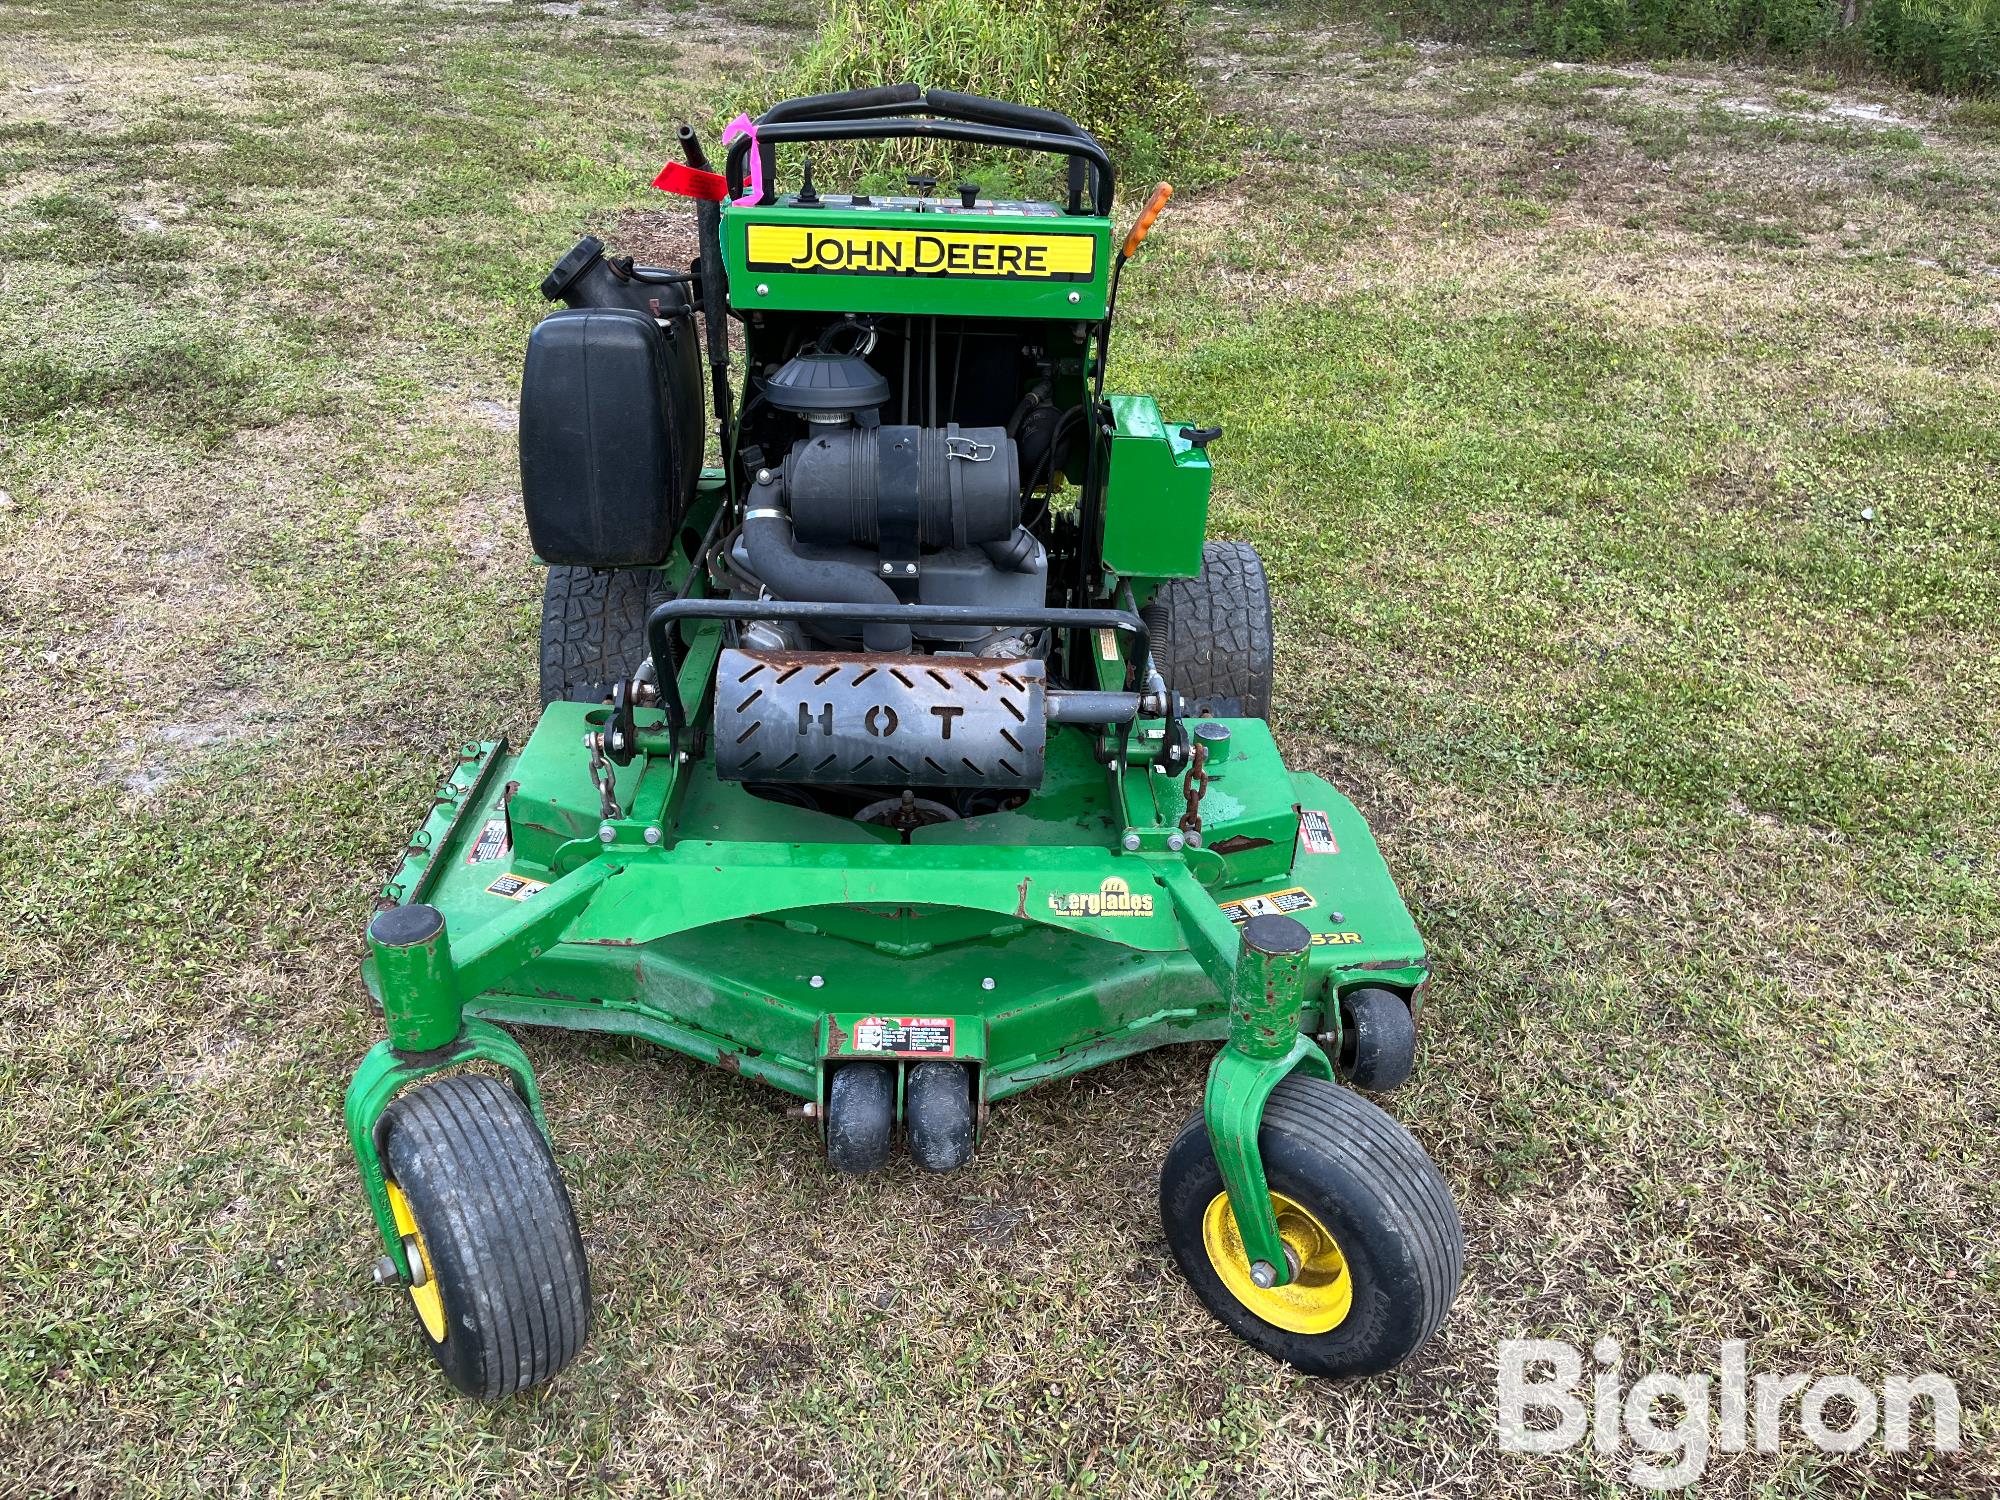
0,2,1996,1496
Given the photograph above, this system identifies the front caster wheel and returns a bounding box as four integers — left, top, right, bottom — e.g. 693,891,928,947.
905,1061,975,1172
1334,986,1417,1092
381,1072,590,1398
825,1062,895,1173
1159,1073,1463,1378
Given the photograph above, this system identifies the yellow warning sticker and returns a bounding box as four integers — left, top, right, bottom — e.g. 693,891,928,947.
1048,876,1155,918
1218,886,1316,925
745,224,1097,281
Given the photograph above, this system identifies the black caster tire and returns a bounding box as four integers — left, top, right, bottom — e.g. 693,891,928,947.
1335,986,1417,1092
825,1062,894,1173
538,564,669,706
381,1072,591,1399
905,1061,975,1173
1159,1073,1463,1378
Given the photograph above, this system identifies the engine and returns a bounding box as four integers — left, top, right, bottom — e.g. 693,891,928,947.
517,239,1103,804
713,343,1057,792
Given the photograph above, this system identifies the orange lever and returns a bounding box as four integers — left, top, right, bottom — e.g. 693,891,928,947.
1120,181,1174,260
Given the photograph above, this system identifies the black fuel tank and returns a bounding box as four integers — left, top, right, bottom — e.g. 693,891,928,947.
519,306,702,567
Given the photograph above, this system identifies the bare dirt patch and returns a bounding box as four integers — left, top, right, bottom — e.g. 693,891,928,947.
605,208,702,271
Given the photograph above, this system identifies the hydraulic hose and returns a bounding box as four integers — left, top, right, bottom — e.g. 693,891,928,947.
741,505,913,653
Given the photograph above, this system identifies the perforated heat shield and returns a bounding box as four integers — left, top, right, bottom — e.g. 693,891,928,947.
712,648,1046,788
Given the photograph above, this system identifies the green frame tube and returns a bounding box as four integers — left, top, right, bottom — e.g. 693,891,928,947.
1203,916,1334,1285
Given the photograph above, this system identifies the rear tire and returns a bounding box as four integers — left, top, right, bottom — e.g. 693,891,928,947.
538,565,669,706
1147,540,1274,719
381,1072,591,1399
1159,1074,1462,1378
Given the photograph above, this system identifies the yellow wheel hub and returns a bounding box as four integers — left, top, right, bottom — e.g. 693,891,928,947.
386,1180,447,1343
1202,1189,1353,1334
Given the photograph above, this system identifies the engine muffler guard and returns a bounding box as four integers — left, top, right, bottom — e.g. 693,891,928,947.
714,647,1046,788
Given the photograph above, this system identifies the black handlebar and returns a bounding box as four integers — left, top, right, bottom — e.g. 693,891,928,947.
722,86,1114,215
758,84,925,123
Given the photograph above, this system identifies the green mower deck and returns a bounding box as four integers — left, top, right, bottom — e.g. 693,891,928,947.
348,514,1425,1249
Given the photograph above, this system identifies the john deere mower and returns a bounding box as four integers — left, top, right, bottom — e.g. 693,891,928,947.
345,87,1464,1398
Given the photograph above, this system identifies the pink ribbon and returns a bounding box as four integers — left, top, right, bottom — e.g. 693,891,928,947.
721,113,763,206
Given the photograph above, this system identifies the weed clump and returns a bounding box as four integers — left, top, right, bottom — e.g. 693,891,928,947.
0,336,263,446
780,0,1236,198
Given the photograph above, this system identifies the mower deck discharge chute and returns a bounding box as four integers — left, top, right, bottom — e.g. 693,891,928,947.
344,87,1464,1398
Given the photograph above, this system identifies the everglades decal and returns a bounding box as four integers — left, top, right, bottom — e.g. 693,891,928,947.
745,224,1097,281
1049,876,1154,918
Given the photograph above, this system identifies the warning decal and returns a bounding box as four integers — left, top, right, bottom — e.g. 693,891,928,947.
1219,886,1317,926
1298,809,1339,856
850,1017,956,1056
485,873,547,901
466,816,510,864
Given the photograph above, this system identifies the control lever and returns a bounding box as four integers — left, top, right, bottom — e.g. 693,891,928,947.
1178,424,1223,451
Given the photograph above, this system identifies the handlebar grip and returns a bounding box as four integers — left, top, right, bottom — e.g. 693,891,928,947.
760,84,923,124
677,123,711,172
1121,181,1173,259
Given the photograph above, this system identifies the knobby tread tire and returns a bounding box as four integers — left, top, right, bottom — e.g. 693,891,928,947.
382,1072,590,1399
1159,1073,1463,1378
1149,540,1275,719
538,565,670,706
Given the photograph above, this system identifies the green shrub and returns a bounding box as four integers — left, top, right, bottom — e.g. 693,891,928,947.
1383,0,1999,93
779,0,1236,198
1867,0,2000,90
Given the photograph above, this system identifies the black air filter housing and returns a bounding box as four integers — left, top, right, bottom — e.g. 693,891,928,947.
763,350,890,417
519,307,701,567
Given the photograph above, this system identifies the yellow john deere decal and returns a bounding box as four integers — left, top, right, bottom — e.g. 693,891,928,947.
745,224,1096,281
1049,876,1154,918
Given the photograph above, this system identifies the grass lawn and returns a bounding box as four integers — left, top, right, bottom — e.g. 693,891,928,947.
2,1,1997,1494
